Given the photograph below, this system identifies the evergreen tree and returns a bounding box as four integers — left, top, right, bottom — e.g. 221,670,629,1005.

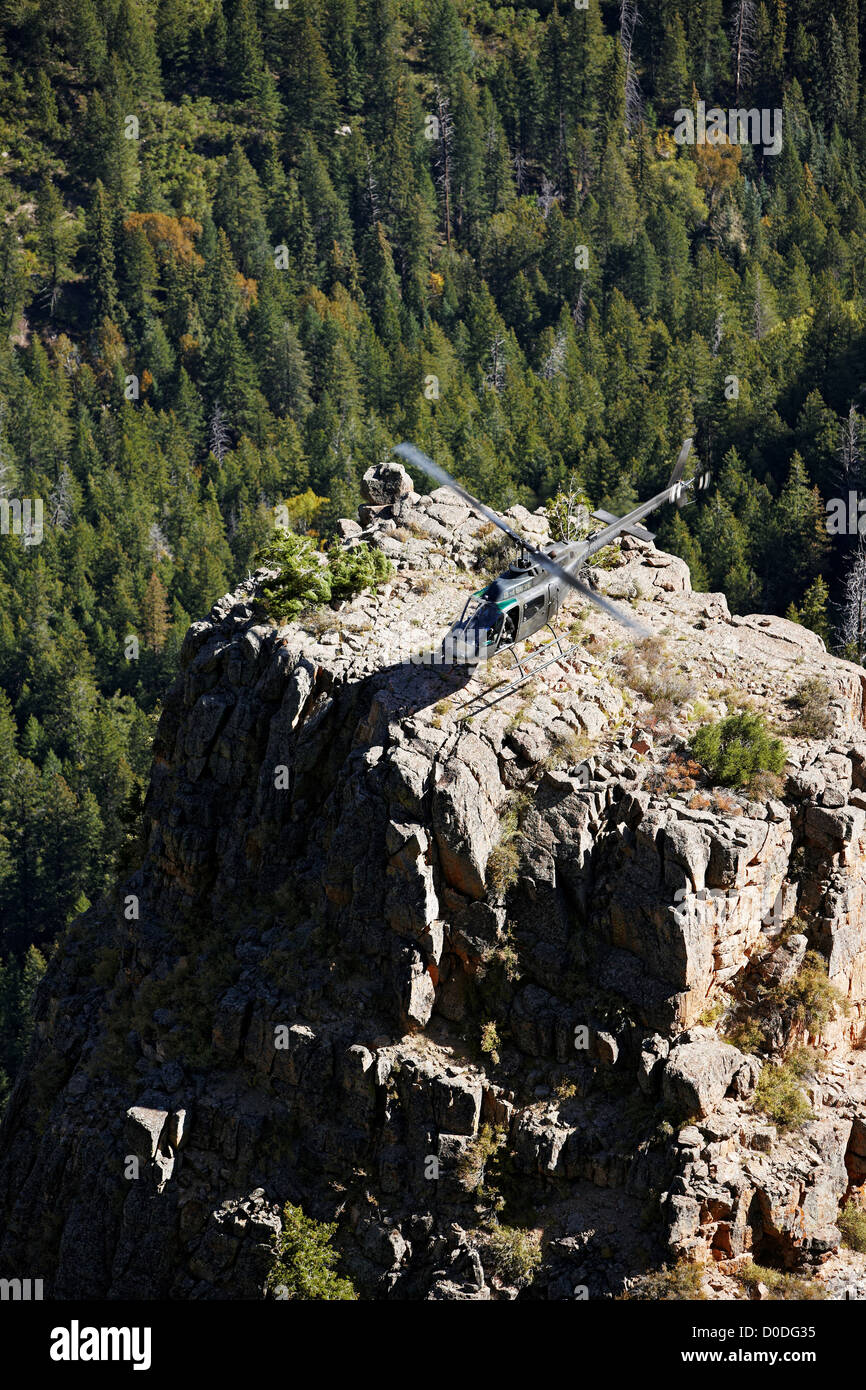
279,2,339,136
768,452,830,609
213,145,270,278
36,179,76,307
141,570,170,651
656,11,691,117
85,181,120,326
229,0,266,102
788,575,830,644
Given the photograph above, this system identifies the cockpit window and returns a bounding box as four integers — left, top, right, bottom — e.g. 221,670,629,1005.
474,601,503,632
449,596,506,658
459,595,499,627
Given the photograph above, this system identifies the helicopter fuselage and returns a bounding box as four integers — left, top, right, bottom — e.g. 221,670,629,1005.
445,540,588,663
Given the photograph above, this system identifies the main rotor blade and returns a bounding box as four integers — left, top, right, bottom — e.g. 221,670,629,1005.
393,442,528,551
537,556,650,636
667,437,692,493
394,442,649,637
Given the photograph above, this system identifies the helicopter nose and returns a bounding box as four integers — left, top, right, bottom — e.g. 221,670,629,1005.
443,633,481,664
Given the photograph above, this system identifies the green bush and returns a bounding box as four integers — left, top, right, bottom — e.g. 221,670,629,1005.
618,637,695,713
838,1204,866,1253
728,949,844,1053
257,531,332,621
689,713,786,788
456,1123,505,1192
486,801,524,896
480,1020,501,1065
327,542,393,600
786,951,846,1032
256,534,393,620
475,528,517,577
545,479,591,543
736,1263,827,1300
622,1260,706,1300
482,929,520,984
484,1225,542,1287
724,1016,766,1053
753,1052,815,1129
267,1202,357,1301
545,481,619,567
791,676,834,738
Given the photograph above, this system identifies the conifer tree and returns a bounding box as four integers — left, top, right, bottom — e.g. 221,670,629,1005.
229,0,266,102
656,11,691,117
279,2,338,137
141,570,170,651
85,181,120,326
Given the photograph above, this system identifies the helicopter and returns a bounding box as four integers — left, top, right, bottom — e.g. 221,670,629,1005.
393,439,709,666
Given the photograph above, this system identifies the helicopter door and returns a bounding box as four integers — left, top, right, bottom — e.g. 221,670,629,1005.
500,606,517,646
521,591,548,638
486,609,506,649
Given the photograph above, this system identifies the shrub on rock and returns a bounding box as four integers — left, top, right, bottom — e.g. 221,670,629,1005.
267,1202,356,1300
689,712,785,788
327,541,393,599
257,533,392,620
257,531,332,620
790,676,834,738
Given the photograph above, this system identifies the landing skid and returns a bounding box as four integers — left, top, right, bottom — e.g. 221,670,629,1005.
458,624,577,720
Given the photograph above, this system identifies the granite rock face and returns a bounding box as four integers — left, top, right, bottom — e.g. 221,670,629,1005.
2,494,866,1298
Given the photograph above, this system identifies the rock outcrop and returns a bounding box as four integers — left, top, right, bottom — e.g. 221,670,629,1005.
2,471,866,1299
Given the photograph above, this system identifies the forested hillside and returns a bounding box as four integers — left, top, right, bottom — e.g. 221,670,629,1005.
1,0,866,1097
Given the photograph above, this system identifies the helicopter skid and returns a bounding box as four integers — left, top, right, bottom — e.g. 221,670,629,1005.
457,627,577,720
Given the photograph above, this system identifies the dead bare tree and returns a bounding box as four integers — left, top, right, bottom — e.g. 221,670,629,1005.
0,406,9,499
547,474,586,542
365,152,381,224
47,466,73,530
572,282,586,331
539,327,568,381
620,0,643,132
840,538,866,663
538,175,560,219
210,403,230,464
837,404,863,492
512,150,528,195
485,332,507,393
752,271,776,340
433,84,454,251
730,0,756,102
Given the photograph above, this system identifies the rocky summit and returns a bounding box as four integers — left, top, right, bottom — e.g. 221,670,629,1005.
3,463,866,1302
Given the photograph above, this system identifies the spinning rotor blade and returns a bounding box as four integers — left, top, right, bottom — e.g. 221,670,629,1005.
393,441,528,551
547,564,650,635
393,442,649,637
667,437,692,495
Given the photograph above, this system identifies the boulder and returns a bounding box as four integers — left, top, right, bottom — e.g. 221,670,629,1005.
662,1040,746,1118
124,1106,169,1160
361,462,413,506
432,732,507,899
760,933,808,988
432,1073,482,1136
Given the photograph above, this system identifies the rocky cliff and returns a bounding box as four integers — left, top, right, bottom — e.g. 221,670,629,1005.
3,465,866,1301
